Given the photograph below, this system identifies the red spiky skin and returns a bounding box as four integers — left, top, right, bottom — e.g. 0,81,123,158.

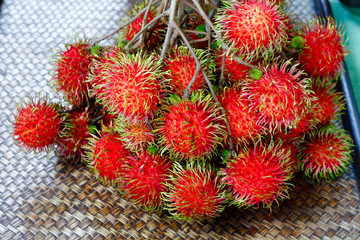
165,163,226,221
222,142,292,208
122,152,172,210
164,47,206,96
311,83,344,126
117,118,155,152
125,10,164,48
157,94,226,161
298,18,347,80
218,87,264,147
243,62,311,131
299,125,353,182
94,52,164,119
57,108,91,160
13,99,62,152
217,0,289,59
87,133,129,184
215,52,252,85
53,42,92,105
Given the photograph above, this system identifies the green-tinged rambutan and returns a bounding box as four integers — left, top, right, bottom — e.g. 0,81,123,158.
216,0,290,60
310,82,345,126
297,18,347,80
52,40,92,106
221,140,293,208
164,46,209,96
299,125,353,182
218,87,264,148
114,116,156,152
92,51,166,119
215,51,252,85
156,93,226,161
122,151,172,211
243,61,311,131
123,3,165,48
163,161,226,221
84,132,129,185
13,98,63,152
56,107,92,160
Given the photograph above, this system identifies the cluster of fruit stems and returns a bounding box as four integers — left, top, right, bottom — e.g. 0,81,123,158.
91,0,261,155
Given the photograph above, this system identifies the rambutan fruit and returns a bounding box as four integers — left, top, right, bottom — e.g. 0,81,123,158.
56,107,92,160
13,98,63,152
92,51,166,119
215,51,252,85
163,161,226,221
243,61,312,131
52,40,92,106
84,132,129,185
216,0,290,60
221,140,293,208
163,46,209,96
218,87,264,148
299,125,353,182
122,151,172,211
123,4,165,48
114,116,156,152
156,93,226,161
310,82,345,126
297,18,347,80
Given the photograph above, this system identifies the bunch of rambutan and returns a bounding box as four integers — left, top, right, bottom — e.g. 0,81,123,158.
11,0,354,222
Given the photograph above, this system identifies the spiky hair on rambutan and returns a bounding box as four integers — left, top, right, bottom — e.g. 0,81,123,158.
113,116,156,152
310,81,345,126
243,61,312,132
297,17,347,80
298,125,353,182
122,1,165,48
163,161,226,221
91,51,166,119
12,98,63,153
214,50,252,85
155,92,226,161
84,131,130,186
218,86,264,148
121,151,172,211
56,107,92,160
163,46,211,96
216,0,290,60
221,139,293,208
52,40,92,106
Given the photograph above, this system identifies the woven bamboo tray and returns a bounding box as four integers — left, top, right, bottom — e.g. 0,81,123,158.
1,0,360,239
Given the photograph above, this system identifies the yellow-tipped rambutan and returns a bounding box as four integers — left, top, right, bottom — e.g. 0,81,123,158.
163,161,226,221
156,93,226,161
299,125,353,182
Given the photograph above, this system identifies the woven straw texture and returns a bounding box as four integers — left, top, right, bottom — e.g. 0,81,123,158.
1,0,360,239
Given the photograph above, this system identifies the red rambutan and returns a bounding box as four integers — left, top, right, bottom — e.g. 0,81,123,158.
156,93,226,161
218,87,264,148
13,99,63,152
84,132,129,185
221,140,293,208
114,116,156,152
299,125,353,182
56,107,92,160
243,61,311,131
52,41,92,105
163,161,226,221
122,152,172,211
164,46,209,96
93,51,166,119
217,0,290,60
297,18,347,80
